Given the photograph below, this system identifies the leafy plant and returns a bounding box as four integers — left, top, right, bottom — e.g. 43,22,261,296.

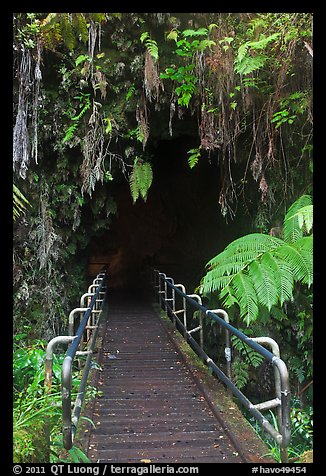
161,26,216,108
129,157,153,203
161,65,198,108
199,195,313,324
14,184,31,220
251,400,313,462
234,33,280,76
272,92,310,129
140,31,159,61
187,147,201,169
62,93,91,144
230,333,265,389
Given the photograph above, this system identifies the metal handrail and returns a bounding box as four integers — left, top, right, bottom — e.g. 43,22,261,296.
62,271,106,449
153,269,291,463
45,271,106,450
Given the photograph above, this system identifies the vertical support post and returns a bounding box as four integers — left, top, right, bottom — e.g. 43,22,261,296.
251,336,285,459
208,309,232,382
174,284,187,338
158,272,162,306
165,277,175,323
159,273,167,312
44,335,75,461
188,294,204,349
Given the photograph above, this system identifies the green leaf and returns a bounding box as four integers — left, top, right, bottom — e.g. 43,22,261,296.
75,54,90,66
232,271,259,324
182,28,208,37
283,195,313,242
248,260,278,310
187,148,201,169
140,32,150,43
13,184,31,220
140,32,158,60
129,159,153,203
235,54,267,75
167,29,178,42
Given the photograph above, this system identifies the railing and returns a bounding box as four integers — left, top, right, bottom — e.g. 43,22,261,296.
152,269,291,463
45,270,107,450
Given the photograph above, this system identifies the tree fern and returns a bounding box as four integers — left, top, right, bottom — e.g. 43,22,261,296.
200,195,313,325
129,158,153,203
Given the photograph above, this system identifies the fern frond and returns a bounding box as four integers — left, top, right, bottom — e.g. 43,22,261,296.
182,27,208,37
206,233,284,271
232,357,249,389
187,148,201,169
231,271,259,324
72,13,88,44
284,195,313,242
274,238,313,287
129,159,153,203
140,32,159,61
13,184,30,220
248,260,278,311
234,33,280,76
235,54,267,75
261,252,294,306
232,336,265,368
59,14,76,51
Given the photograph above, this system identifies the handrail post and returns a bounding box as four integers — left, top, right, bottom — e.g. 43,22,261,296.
208,309,232,395
159,273,167,311
62,355,73,450
44,335,76,460
68,308,89,336
174,284,187,337
153,269,159,303
45,336,76,392
272,356,291,463
187,294,204,349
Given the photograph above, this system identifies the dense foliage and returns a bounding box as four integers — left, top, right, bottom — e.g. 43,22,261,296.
13,12,313,462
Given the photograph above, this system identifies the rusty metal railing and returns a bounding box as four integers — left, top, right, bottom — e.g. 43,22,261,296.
152,269,291,463
45,270,106,450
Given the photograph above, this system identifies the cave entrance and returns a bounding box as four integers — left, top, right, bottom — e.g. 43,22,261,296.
86,134,248,292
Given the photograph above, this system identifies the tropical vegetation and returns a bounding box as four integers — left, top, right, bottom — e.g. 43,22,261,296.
13,12,313,463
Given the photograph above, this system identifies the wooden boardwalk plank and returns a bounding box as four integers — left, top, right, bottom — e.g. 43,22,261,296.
87,293,244,463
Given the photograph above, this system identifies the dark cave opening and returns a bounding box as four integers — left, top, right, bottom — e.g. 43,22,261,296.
85,134,252,293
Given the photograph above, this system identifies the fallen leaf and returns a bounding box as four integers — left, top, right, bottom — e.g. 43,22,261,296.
140,459,151,463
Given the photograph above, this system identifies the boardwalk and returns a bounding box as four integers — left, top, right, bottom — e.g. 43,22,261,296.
86,292,249,463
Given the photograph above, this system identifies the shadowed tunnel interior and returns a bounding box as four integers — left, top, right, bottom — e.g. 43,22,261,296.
86,135,250,292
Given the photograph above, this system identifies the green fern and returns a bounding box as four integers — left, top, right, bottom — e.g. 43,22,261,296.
283,194,313,242
140,32,159,61
231,335,265,368
13,184,31,220
187,147,201,169
41,13,95,51
129,158,153,203
234,33,280,75
200,195,313,324
232,358,250,389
